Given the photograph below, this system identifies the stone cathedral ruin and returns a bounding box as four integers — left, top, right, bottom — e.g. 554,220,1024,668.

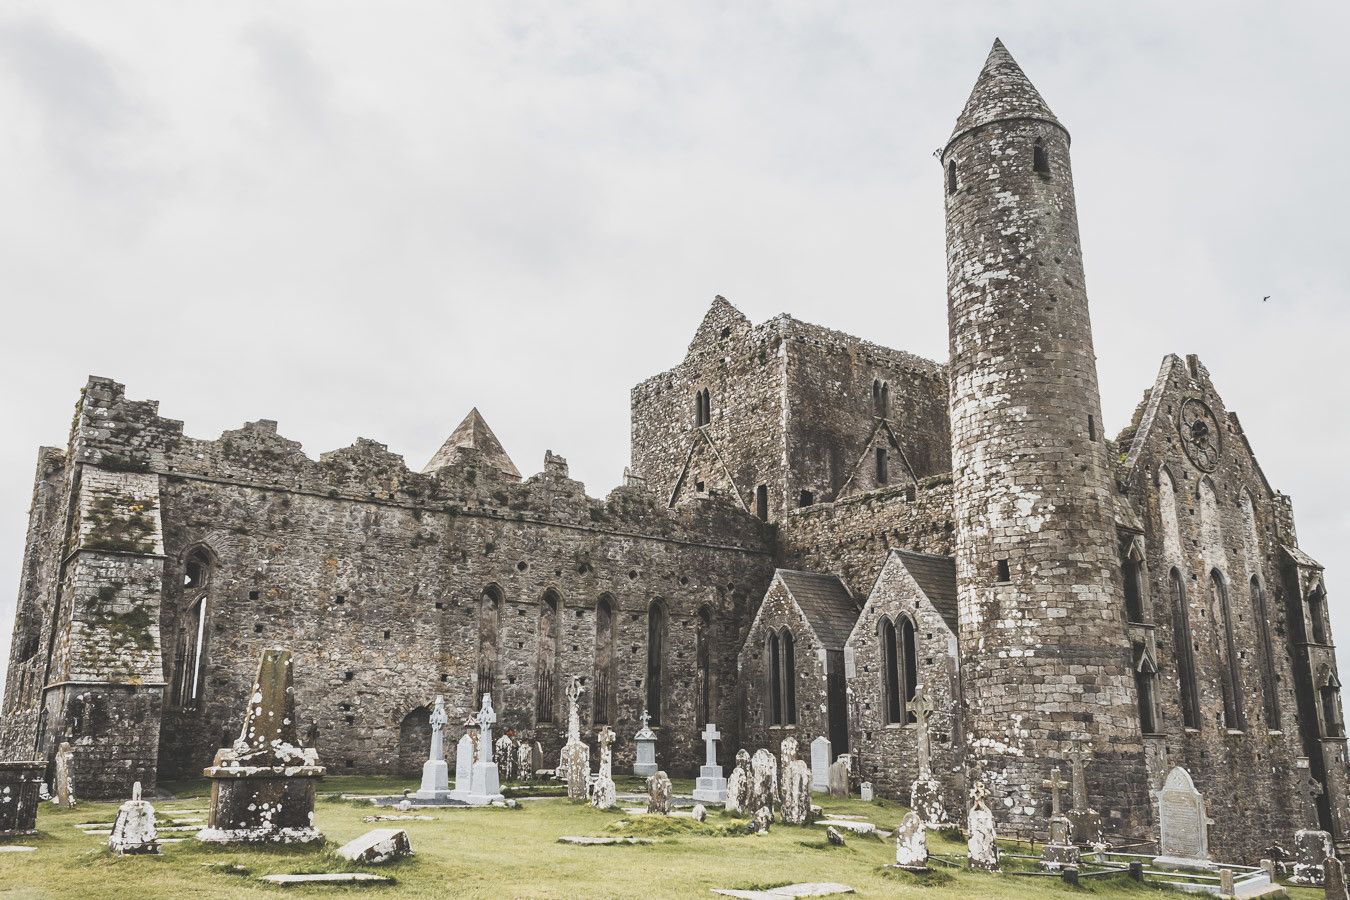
2,39,1345,865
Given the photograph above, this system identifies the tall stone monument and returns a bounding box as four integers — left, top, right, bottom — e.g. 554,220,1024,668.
725,748,751,814
692,723,728,803
907,684,946,825
1292,828,1336,886
1039,767,1079,870
411,696,452,802
1153,766,1212,869
1065,740,1102,844
591,726,617,810
463,693,505,806
54,742,76,808
558,675,591,801
198,648,325,844
633,709,658,777
450,732,475,802
778,735,798,803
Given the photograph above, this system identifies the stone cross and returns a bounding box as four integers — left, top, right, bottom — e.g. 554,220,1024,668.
970,777,990,811
475,693,497,763
565,675,583,742
640,709,651,730
1043,766,1068,817
598,726,615,777
1067,740,1090,811
428,696,448,762
907,683,936,779
701,723,721,768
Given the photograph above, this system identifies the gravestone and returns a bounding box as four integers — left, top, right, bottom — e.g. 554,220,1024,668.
1066,741,1102,845
1292,829,1335,885
748,804,772,835
494,733,516,783
633,710,658,777
647,770,673,815
1326,855,1349,900
54,742,75,808
591,727,617,810
531,740,544,775
748,749,778,820
779,735,798,803
781,759,813,825
859,782,873,802
108,781,159,855
463,693,505,805
894,811,929,872
725,749,751,814
516,741,533,783
966,781,1000,873
558,676,591,801
450,733,475,801
337,828,412,864
906,685,946,824
0,761,43,837
810,737,831,793
692,723,728,803
827,754,850,797
1154,766,1212,868
412,696,452,801
198,648,325,844
692,803,707,823
1039,767,1079,870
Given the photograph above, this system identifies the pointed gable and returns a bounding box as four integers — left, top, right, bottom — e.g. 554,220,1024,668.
775,570,860,651
685,295,752,363
890,550,959,634
423,408,521,481
949,38,1064,146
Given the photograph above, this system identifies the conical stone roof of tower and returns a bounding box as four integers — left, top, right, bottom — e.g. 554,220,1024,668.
948,38,1063,147
423,408,521,480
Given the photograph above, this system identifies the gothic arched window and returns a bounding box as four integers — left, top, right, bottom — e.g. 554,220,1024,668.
593,595,616,725
1134,643,1159,734
646,600,666,725
1211,570,1245,731
1123,544,1147,623
767,630,783,726
1250,575,1280,729
696,606,715,725
881,616,916,725
875,448,889,486
1033,138,1050,174
535,590,561,723
780,627,797,725
1319,667,1344,738
477,585,503,705
1170,568,1201,729
1309,584,1329,645
170,546,214,708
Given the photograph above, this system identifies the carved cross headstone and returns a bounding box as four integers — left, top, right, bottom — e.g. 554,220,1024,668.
428,696,448,762
598,726,615,777
907,683,935,779
970,777,990,811
701,723,721,768
639,709,651,731
1067,740,1090,811
565,675,583,742
1043,767,1068,817
475,693,497,763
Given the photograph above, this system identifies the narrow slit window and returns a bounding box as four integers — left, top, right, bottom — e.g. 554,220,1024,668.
946,160,958,195
875,448,889,485
996,559,1011,583
1033,139,1050,174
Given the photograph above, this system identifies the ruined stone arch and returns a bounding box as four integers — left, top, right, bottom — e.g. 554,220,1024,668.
169,543,217,709
593,594,616,725
396,704,432,777
535,588,562,724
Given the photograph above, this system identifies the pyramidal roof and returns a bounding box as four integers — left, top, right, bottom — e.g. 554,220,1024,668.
423,408,521,480
947,38,1063,148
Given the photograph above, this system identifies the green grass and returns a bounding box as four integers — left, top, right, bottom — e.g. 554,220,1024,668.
0,777,1320,899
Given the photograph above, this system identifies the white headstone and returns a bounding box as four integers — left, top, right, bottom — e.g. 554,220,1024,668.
859,782,873,802
810,736,831,793
894,811,928,871
450,733,474,801
1154,766,1211,867
412,696,451,801
633,709,658,776
691,723,728,803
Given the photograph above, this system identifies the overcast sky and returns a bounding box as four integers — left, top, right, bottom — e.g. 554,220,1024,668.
1,2,1347,690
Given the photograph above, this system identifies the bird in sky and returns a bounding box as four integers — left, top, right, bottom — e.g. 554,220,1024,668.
1263,295,1270,302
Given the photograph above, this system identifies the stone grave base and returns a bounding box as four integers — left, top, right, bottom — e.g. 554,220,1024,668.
0,761,44,837
1040,843,1080,870
1153,855,1216,870
197,765,325,845
369,794,474,808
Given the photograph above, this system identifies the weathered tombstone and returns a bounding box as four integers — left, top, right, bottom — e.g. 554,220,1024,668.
1066,740,1102,845
108,781,159,855
494,733,516,783
647,770,673,815
748,749,778,819
692,803,707,823
725,749,751,814
412,696,452,801
558,676,591,801
907,684,947,825
54,742,76,808
692,723,728,803
747,804,772,835
516,740,533,783
1153,766,1212,868
828,754,851,797
966,780,1000,873
1292,829,1335,885
826,825,845,846
198,648,325,844
781,759,813,825
337,828,412,864
591,727,617,810
0,761,43,837
859,782,873,802
894,811,929,871
810,736,831,793
633,710,658,777
1326,855,1349,900
1219,868,1235,895
450,733,475,801
530,740,544,776
1039,767,1079,870
463,693,505,805
779,735,798,803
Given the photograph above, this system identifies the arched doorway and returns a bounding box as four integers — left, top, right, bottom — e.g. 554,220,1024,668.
397,706,431,777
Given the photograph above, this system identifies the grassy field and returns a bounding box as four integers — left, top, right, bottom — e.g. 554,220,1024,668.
0,776,1319,899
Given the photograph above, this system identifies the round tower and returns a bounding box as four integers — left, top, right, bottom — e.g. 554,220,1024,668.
942,40,1148,831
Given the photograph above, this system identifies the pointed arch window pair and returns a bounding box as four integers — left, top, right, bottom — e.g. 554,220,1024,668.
872,379,890,419
880,616,917,725
767,628,797,726
694,389,712,427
